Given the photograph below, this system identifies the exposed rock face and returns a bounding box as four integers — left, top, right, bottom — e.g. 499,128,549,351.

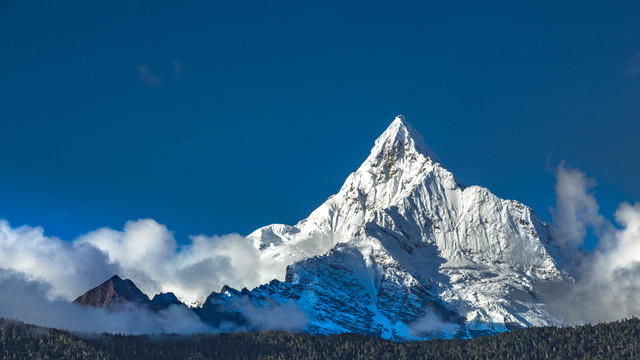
150,292,183,311
193,286,251,329
73,275,184,313
73,275,150,310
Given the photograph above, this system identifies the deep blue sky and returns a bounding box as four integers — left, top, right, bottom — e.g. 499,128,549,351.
1,1,639,243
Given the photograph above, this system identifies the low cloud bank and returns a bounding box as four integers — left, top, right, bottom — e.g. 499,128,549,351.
546,163,640,324
0,217,308,333
235,298,309,331
0,269,209,334
408,310,460,338
0,219,293,305
0,268,309,334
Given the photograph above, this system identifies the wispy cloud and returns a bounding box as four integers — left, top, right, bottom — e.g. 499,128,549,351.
624,53,640,76
173,60,185,76
235,298,308,331
408,309,460,339
138,66,162,87
549,162,608,248
544,163,640,324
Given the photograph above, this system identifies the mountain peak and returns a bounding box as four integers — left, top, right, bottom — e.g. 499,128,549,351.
150,292,183,311
357,115,440,180
390,114,410,127
73,275,150,309
383,115,438,160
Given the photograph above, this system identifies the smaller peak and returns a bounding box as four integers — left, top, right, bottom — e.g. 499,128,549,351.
220,285,240,295
73,275,150,309
108,275,136,288
152,292,178,300
149,292,183,311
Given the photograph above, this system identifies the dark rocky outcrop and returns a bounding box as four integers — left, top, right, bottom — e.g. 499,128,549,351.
73,275,150,310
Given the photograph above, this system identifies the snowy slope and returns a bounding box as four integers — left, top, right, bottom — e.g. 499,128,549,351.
215,116,567,339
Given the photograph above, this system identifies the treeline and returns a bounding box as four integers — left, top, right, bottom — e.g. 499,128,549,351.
0,317,639,359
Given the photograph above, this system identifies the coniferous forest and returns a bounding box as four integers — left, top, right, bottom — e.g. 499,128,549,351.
1,318,639,359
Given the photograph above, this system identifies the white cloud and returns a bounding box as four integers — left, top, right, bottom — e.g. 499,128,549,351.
0,220,117,300
545,163,640,323
408,310,460,338
0,219,304,333
549,162,607,248
0,218,288,304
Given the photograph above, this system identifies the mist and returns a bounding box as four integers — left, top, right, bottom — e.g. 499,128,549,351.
408,310,460,338
545,163,640,324
0,269,209,334
235,298,309,331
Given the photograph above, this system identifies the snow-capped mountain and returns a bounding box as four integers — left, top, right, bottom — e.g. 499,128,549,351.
75,116,568,340
236,116,567,339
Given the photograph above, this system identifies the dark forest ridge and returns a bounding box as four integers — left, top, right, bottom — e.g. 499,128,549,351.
1,317,638,359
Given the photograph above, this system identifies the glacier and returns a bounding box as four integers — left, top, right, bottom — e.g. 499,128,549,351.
196,115,569,340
